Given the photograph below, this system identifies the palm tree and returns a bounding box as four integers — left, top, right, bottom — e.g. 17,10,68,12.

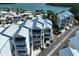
47,10,53,19
15,8,20,14
47,10,59,31
6,8,11,12
34,9,45,15
15,8,26,14
42,14,48,19
47,10,57,24
6,16,12,24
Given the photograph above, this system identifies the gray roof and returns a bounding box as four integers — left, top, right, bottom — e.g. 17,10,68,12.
59,46,79,56
46,19,53,25
75,30,79,36
3,23,19,37
18,27,29,38
44,20,52,29
69,36,79,49
32,18,43,29
24,20,33,29
57,11,73,20
0,34,9,50
37,16,45,24
17,21,24,25
24,16,52,29
37,16,52,29
0,24,10,33
57,13,65,20
59,47,73,56
24,19,43,29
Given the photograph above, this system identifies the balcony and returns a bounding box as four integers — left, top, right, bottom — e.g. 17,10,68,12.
16,44,26,49
14,37,26,43
32,30,41,34
17,50,27,56
32,35,41,40
44,29,51,33
33,41,41,46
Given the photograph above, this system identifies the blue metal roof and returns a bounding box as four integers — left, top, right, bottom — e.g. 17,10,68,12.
57,13,65,20
69,36,79,49
59,47,73,56
57,11,73,20
59,46,79,56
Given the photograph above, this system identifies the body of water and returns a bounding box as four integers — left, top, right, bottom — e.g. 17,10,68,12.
0,3,70,14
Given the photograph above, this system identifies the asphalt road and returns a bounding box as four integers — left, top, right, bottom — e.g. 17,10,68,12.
37,25,79,56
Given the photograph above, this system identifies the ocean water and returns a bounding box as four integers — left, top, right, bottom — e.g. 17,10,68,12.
0,3,70,14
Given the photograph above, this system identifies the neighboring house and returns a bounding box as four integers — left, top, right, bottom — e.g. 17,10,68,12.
57,11,74,30
59,46,79,56
59,30,79,56
12,14,21,23
0,34,12,56
37,16,53,47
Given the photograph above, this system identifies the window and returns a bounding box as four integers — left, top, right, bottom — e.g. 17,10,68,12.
61,20,64,22
16,45,26,48
15,37,25,42
44,29,51,33
37,30,41,32
60,27,64,29
37,36,40,38
44,34,50,37
33,36,36,38
61,23,65,26
67,18,70,19
64,20,66,22
33,35,40,38
18,50,26,54
32,30,36,32
32,29,41,34
67,24,69,26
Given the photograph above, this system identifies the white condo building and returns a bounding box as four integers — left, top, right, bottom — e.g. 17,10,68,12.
0,22,30,56
57,11,74,30
37,16,53,47
0,15,53,56
23,19,43,55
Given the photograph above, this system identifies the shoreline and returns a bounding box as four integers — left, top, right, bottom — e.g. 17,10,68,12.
46,3,79,8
